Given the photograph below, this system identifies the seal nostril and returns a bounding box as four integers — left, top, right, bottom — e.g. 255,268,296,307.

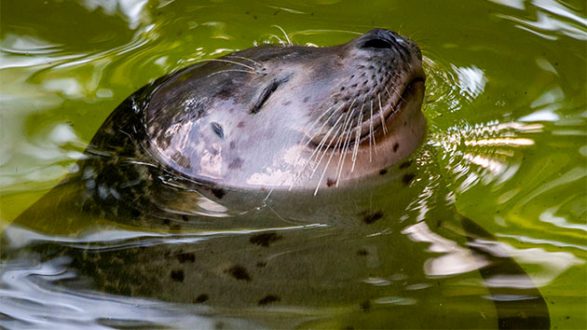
360,38,393,50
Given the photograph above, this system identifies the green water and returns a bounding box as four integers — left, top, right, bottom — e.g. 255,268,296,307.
0,0,585,329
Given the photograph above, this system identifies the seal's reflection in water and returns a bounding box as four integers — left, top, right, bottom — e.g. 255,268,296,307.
4,29,549,329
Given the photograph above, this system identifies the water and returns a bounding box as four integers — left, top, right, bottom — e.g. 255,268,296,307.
1,0,585,329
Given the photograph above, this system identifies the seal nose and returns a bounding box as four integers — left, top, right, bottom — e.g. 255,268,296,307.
358,29,403,50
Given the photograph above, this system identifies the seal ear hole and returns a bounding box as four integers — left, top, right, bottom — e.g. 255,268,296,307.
210,122,224,138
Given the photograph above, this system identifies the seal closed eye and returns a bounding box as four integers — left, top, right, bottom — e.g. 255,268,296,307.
250,77,290,114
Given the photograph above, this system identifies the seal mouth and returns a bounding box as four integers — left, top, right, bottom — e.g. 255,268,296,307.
357,72,426,143
310,69,426,149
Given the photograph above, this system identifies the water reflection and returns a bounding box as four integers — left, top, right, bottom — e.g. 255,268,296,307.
495,0,587,40
452,65,486,100
404,221,489,276
0,256,255,330
79,0,149,29
430,120,541,190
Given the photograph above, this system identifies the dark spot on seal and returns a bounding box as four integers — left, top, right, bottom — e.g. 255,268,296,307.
170,269,184,282
402,173,415,185
256,261,267,268
194,294,209,303
393,142,400,152
229,141,236,149
226,265,251,281
258,295,280,305
326,178,337,187
176,252,196,263
249,232,283,247
399,160,412,169
360,300,371,312
282,100,291,106
211,188,225,199
210,122,224,139
130,208,141,218
362,210,384,224
379,168,388,175
357,249,369,256
303,96,310,103
237,121,245,128
228,157,244,169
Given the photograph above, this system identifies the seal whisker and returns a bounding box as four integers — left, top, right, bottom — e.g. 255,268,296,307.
351,104,364,172
302,101,349,155
302,104,343,147
307,112,347,172
377,94,388,135
334,104,359,186
369,100,374,162
313,122,347,195
272,25,293,46
287,104,345,191
304,106,345,161
384,84,408,108
227,55,263,67
314,105,354,192
207,69,256,78
193,58,257,71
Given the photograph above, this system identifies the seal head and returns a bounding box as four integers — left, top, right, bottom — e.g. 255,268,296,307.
139,29,425,193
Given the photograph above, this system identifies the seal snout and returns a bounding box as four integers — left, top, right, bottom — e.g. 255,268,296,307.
356,29,414,52
358,29,402,50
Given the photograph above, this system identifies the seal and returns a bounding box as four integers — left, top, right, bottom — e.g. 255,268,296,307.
7,29,549,329
90,28,426,197
15,28,427,228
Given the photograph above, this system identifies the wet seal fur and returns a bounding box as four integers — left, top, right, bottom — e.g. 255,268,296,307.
142,29,426,194
20,29,427,223
84,28,426,206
